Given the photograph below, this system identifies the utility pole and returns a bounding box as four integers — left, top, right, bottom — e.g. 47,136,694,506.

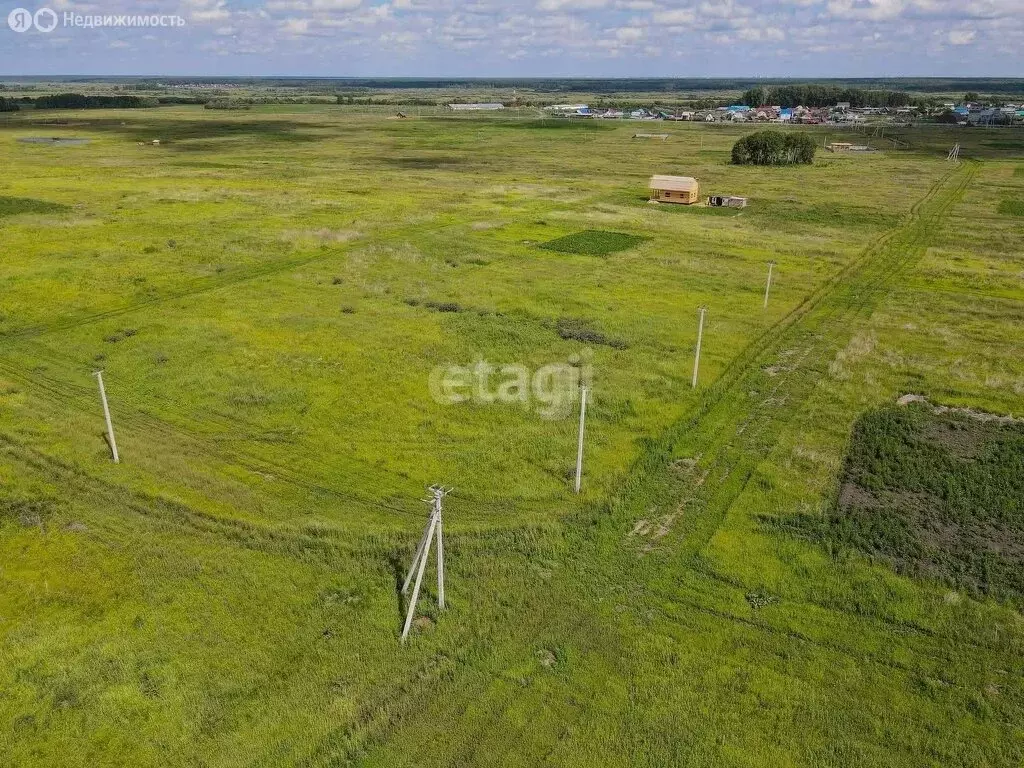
692,307,707,389
94,370,119,463
764,261,776,309
574,386,588,494
401,486,449,643
435,496,445,610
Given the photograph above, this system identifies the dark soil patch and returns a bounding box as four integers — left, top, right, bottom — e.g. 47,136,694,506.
770,403,1024,601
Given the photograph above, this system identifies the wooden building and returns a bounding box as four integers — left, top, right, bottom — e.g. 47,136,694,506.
649,175,700,205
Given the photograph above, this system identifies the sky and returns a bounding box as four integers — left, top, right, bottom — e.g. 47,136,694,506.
1,0,1022,78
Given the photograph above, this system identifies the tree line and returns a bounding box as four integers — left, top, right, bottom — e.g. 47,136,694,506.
33,93,159,109
741,85,913,108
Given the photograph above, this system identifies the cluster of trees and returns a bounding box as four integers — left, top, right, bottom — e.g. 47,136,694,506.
0,97,19,112
34,93,157,109
732,130,816,166
741,85,912,108
336,94,437,106
204,100,252,110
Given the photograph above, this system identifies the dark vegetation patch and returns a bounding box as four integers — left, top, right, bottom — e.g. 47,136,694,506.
16,137,90,146
103,328,139,344
749,200,901,231
771,404,1024,602
378,155,469,170
1,496,56,529
1014,167,1024,177
404,298,464,313
980,139,1024,150
0,118,329,148
485,119,615,132
171,160,243,170
0,196,70,218
425,301,462,313
555,317,628,349
997,199,1024,217
540,230,645,256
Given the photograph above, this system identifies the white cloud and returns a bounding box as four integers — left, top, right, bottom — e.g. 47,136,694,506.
281,17,311,33
312,0,363,9
737,25,784,40
537,0,611,10
615,25,644,41
947,28,976,44
185,0,231,22
825,0,905,20
652,8,695,24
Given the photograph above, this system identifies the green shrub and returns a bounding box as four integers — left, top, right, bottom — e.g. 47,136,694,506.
732,130,816,166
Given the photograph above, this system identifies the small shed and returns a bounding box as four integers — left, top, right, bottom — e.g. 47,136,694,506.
708,195,748,208
649,175,699,205
827,142,853,152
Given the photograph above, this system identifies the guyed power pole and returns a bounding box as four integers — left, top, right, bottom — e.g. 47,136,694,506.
94,370,119,463
401,486,449,643
692,306,707,389
764,261,776,309
574,386,588,494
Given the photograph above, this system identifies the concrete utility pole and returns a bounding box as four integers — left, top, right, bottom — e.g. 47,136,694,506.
435,498,445,610
94,371,119,463
764,261,776,309
692,307,707,389
401,486,449,643
574,386,589,494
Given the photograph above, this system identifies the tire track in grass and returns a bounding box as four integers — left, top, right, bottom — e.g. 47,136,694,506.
640,161,977,560
621,166,993,666
0,342,562,525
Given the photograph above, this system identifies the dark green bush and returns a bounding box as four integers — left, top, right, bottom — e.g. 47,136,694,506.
732,130,816,166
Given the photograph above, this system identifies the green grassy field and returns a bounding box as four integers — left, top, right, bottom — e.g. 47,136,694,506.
1,107,1022,766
